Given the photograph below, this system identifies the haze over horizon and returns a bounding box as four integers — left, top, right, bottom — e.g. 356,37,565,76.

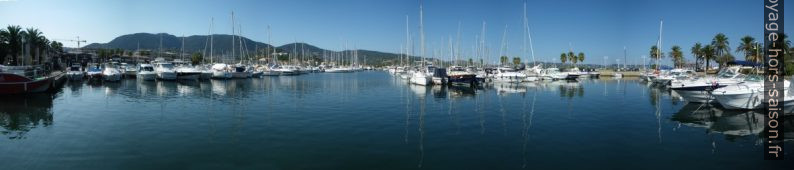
1,0,790,66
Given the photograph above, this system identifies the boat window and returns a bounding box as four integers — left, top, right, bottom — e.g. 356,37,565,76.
141,67,154,71
743,74,762,82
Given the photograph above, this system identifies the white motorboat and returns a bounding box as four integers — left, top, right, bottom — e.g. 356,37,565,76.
120,63,137,78
66,64,84,81
231,64,251,78
136,64,157,81
153,62,177,80
102,63,122,82
523,65,542,82
712,75,789,110
173,60,201,80
671,66,749,103
653,69,694,86
539,68,567,80
210,63,233,79
493,67,526,83
272,65,299,76
409,67,432,86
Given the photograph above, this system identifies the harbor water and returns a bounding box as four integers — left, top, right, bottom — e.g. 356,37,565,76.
0,71,792,169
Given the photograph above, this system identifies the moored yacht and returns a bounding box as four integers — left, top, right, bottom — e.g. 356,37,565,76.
493,67,527,83
136,64,157,81
102,63,122,82
173,60,201,80
66,64,84,81
447,66,476,86
153,61,178,80
712,75,790,110
671,66,750,103
210,63,233,79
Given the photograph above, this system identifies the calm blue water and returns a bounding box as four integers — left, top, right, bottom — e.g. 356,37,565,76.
0,71,792,169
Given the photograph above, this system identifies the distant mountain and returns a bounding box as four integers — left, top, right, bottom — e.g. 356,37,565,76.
84,33,410,66
84,33,275,54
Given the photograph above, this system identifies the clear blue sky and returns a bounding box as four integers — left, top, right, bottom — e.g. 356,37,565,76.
0,0,790,66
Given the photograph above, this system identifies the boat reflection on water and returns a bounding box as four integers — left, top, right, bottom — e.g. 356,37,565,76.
672,103,765,138
0,92,56,139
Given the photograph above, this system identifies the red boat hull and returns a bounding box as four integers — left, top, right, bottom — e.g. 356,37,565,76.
0,73,54,95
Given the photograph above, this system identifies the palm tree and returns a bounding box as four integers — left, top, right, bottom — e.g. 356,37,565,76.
22,28,42,65
649,45,662,69
567,51,576,66
577,52,584,64
37,36,49,65
691,42,703,71
701,45,715,71
499,56,508,65
670,45,683,68
736,35,758,63
0,29,7,65
512,57,521,66
559,53,567,64
2,25,24,65
711,33,730,68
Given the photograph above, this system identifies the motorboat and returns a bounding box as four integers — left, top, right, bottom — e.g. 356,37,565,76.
85,63,103,80
409,67,432,86
136,64,157,81
493,67,527,83
272,65,299,76
430,66,447,85
712,75,789,110
66,64,84,81
173,60,201,80
653,69,694,86
523,65,542,82
671,66,750,103
231,64,251,78
210,63,233,79
102,63,122,82
153,61,178,80
539,68,567,80
120,63,137,78
447,66,476,86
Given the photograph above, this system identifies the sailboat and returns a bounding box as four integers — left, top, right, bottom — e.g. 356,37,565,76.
522,0,540,82
409,1,431,86
205,17,232,79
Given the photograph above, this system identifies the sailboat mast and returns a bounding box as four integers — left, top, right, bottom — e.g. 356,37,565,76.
419,0,425,68
210,17,214,64
231,11,235,64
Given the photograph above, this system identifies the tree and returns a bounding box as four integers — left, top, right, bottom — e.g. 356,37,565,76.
559,53,567,64
711,33,730,68
577,52,584,64
701,45,715,71
670,45,684,68
512,57,521,66
499,56,508,65
649,45,662,61
2,25,24,65
736,35,758,63
191,53,203,65
691,42,703,71
468,58,473,66
0,29,7,65
22,28,42,65
567,51,577,65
